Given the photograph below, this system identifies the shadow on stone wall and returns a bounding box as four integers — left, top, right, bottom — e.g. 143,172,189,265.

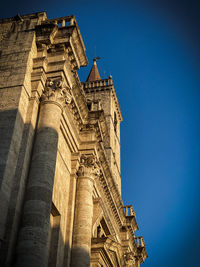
0,108,90,267
70,246,90,267
0,108,20,188
0,108,27,266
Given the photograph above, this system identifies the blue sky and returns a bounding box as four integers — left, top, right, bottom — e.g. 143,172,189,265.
1,0,200,266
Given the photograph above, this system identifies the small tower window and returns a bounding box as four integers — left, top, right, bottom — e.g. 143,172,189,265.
114,112,117,133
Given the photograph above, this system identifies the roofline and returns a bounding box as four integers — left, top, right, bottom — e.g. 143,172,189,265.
0,11,47,23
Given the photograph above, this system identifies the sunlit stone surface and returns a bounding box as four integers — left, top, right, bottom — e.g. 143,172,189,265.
0,12,147,267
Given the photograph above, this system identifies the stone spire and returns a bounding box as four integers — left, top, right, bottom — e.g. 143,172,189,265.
86,57,101,81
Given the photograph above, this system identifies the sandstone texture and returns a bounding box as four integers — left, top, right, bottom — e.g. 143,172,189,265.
0,12,147,267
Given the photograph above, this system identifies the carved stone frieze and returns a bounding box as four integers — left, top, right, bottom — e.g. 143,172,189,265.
77,154,101,178
40,77,72,108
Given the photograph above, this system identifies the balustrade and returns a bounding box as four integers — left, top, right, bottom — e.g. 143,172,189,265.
135,236,145,248
83,77,113,90
123,205,136,217
43,16,75,27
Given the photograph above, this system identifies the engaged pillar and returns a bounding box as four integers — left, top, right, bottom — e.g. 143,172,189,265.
15,78,71,267
71,154,100,267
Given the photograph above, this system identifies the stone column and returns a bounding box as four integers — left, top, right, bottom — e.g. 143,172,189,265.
71,154,100,267
15,78,71,267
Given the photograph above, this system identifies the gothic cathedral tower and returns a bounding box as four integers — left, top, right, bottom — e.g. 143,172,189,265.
83,58,122,192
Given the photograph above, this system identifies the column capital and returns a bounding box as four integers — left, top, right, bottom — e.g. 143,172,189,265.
40,77,72,109
77,154,100,179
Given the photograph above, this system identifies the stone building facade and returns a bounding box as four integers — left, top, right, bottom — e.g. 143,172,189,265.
0,12,147,267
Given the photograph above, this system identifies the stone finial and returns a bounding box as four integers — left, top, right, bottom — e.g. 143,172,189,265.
41,77,72,108
77,154,101,178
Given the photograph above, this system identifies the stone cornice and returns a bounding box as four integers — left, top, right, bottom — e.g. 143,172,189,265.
33,19,89,132
95,142,143,253
79,112,136,235
76,146,125,233
35,15,88,68
69,82,88,129
91,237,124,267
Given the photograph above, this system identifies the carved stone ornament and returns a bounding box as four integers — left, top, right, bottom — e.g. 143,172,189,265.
41,77,72,108
77,154,101,178
124,252,135,265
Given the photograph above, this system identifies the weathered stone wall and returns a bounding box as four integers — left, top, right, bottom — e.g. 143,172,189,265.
0,13,44,265
0,12,147,267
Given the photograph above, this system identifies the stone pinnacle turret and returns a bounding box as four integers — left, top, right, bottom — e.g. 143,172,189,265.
86,57,101,81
